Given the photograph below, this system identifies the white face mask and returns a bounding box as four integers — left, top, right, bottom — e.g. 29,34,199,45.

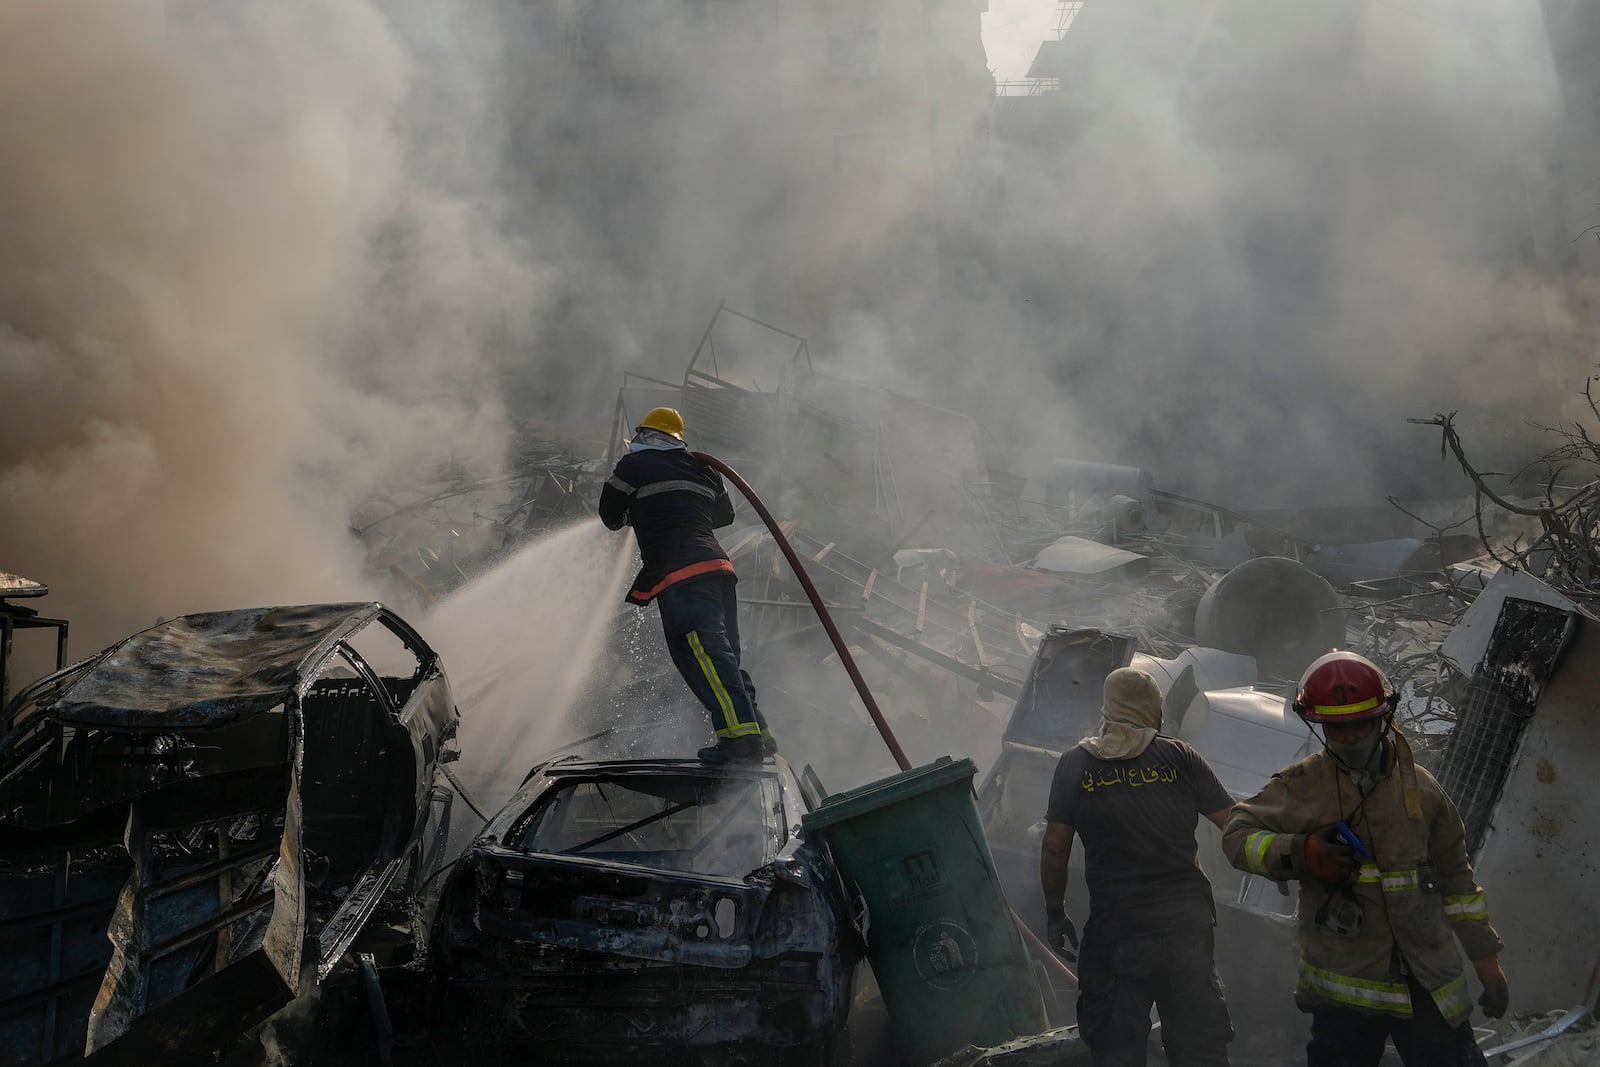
629,428,687,452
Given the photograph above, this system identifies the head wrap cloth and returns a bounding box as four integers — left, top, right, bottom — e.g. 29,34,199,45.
1080,667,1163,760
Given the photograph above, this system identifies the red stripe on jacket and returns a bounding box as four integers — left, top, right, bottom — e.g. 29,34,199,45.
627,558,735,604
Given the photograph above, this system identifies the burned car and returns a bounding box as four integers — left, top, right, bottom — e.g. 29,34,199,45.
430,755,856,1066
0,603,459,1065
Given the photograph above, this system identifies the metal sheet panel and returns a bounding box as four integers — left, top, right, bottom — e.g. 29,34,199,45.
0,573,47,598
1131,647,1259,693
1030,536,1151,579
1179,689,1314,800
1468,615,1600,1010
1438,568,1586,672
680,375,780,457
1004,628,1136,751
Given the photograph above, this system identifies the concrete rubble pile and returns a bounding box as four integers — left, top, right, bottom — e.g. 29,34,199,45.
9,312,1600,1064
315,307,1600,1063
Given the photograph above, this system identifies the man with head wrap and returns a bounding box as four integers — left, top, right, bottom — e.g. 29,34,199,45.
1040,667,1237,1066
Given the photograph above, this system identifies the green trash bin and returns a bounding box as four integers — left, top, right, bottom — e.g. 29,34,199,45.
801,756,1047,1065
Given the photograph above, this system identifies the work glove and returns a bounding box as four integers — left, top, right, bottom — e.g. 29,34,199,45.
1302,829,1357,884
1045,908,1079,962
1474,956,1510,1019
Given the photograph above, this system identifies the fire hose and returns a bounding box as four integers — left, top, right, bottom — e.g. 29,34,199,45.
693,451,1078,991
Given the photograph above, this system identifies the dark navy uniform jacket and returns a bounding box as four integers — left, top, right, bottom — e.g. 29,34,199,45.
598,447,736,605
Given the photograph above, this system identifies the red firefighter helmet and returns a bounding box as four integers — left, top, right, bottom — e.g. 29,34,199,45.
1292,650,1396,724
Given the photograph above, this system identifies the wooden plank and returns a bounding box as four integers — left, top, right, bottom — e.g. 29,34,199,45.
862,569,878,601
845,615,1023,699
725,528,766,560
916,583,928,634
812,541,835,562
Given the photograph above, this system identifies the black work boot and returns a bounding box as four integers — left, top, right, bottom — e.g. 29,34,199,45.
698,735,765,764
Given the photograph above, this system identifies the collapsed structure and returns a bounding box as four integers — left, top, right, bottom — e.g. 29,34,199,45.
7,307,1600,1062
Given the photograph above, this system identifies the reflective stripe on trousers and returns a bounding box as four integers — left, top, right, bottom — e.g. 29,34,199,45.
687,630,760,737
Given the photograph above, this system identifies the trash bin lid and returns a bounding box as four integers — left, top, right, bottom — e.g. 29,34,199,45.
800,756,976,833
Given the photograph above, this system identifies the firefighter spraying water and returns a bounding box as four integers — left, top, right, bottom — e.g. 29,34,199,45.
598,407,776,763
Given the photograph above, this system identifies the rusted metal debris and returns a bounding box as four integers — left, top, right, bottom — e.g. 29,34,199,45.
355,430,603,608
0,572,68,708
11,319,1600,1065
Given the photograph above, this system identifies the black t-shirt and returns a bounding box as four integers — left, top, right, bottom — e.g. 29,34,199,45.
1045,735,1233,938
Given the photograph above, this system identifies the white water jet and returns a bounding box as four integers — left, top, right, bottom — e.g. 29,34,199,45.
423,517,633,812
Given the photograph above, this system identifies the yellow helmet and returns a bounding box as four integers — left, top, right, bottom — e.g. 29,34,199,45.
636,406,685,441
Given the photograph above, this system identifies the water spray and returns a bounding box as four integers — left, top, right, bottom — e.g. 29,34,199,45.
692,451,1078,990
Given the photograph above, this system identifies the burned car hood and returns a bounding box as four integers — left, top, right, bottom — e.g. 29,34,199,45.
456,845,789,969
26,603,380,728
435,758,835,974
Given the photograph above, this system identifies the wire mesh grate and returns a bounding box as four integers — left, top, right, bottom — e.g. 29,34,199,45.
1435,665,1535,855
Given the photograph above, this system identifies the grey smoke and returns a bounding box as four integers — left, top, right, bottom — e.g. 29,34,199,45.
1,0,1587,680
0,2,535,662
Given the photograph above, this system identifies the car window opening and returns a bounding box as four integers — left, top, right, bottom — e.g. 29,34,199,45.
516,775,770,877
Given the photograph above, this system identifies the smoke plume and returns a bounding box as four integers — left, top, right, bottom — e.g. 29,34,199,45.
0,2,534,666
2,0,1593,683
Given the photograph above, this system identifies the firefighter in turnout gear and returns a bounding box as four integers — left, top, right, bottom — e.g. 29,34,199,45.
598,407,774,763
1222,651,1508,1066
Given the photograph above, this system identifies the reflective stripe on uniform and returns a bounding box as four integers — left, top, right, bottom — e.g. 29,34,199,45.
1431,975,1473,1026
1352,866,1422,892
1381,869,1420,892
636,479,718,500
628,559,736,603
1311,696,1380,717
1244,831,1279,876
1297,960,1413,1016
687,630,741,734
606,474,635,494
1443,893,1489,922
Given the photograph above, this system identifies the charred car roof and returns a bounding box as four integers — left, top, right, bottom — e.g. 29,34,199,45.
5,602,384,729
